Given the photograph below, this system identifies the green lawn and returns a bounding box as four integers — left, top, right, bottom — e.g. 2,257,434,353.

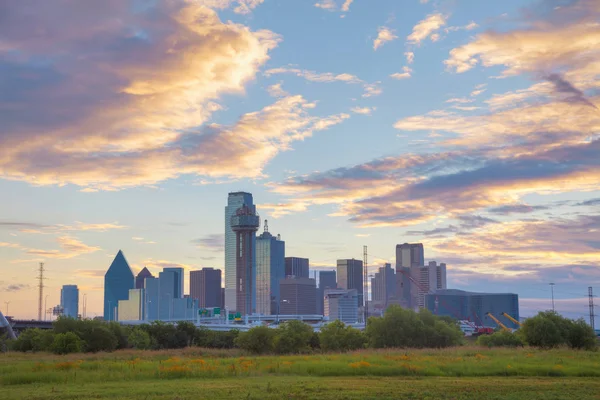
2,347,600,399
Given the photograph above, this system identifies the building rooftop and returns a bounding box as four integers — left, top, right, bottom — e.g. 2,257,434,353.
430,289,518,296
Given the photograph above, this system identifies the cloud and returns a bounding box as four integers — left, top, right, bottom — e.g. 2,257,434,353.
76,269,106,278
391,66,412,80
577,198,600,206
373,26,398,50
2,2,360,190
351,107,376,115
232,0,264,14
341,0,354,12
2,283,29,292
314,0,337,10
260,202,310,218
544,73,598,109
405,52,415,64
24,236,100,260
407,13,447,45
267,83,289,98
144,259,196,272
191,234,225,252
488,204,549,215
0,221,126,234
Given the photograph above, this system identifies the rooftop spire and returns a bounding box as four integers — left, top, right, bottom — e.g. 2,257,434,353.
264,219,269,233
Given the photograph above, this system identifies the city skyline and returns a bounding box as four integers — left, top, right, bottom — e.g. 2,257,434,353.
1,0,599,321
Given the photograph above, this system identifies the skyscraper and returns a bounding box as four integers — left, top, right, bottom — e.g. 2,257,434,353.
256,222,285,314
163,267,184,299
284,257,309,278
411,261,447,309
135,267,154,290
118,289,144,321
231,203,260,315
190,268,222,308
225,192,255,311
317,270,336,315
395,243,424,307
371,263,396,306
324,288,359,324
337,259,364,306
104,250,135,321
60,285,79,319
279,277,317,315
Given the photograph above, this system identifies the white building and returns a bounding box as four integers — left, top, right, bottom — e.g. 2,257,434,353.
324,288,359,324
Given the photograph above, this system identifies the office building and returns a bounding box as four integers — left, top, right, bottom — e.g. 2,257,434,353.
163,267,184,299
337,259,364,307
225,192,256,311
371,263,396,306
118,289,144,321
395,243,424,268
425,289,519,329
135,267,153,290
256,222,285,314
285,257,309,278
317,270,337,315
324,289,359,324
279,277,316,315
231,203,260,315
144,269,199,321
60,285,79,319
190,268,222,308
411,261,447,309
104,250,135,321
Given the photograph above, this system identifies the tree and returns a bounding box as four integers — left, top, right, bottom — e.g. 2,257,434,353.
176,321,198,347
319,320,365,352
273,320,314,354
82,325,118,352
365,306,463,349
519,311,595,349
107,322,128,349
127,327,151,350
234,326,275,354
567,318,597,350
11,329,54,352
51,332,83,354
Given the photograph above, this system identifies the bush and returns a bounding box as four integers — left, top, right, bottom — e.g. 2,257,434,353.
365,306,463,348
273,320,314,354
11,329,54,352
108,322,128,349
202,329,239,349
51,332,83,354
82,325,118,352
477,330,524,348
234,326,275,354
319,320,366,352
127,327,151,350
520,311,597,350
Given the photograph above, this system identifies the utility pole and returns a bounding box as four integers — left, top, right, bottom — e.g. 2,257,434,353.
589,287,595,330
363,245,368,326
4,301,9,316
549,283,555,312
37,262,45,320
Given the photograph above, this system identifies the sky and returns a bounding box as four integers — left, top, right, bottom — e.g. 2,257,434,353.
1,0,599,322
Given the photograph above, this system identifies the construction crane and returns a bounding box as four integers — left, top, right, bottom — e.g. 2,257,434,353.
486,312,510,331
501,312,521,327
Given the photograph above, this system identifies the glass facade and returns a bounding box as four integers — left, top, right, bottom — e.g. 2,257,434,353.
371,264,396,304
135,267,153,290
60,285,79,319
284,257,309,278
118,289,144,321
104,250,135,321
256,231,285,314
336,259,364,307
224,192,255,311
395,243,425,307
190,268,222,308
280,277,316,315
324,289,359,324
317,270,337,315
163,267,184,299
425,289,520,329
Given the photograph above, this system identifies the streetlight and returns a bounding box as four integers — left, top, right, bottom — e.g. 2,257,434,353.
277,299,289,324
44,295,49,321
549,283,555,312
4,301,9,316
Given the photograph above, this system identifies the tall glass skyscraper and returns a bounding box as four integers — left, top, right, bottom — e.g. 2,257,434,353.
224,192,255,311
256,223,285,315
104,250,134,321
163,267,184,299
60,285,79,319
337,259,364,307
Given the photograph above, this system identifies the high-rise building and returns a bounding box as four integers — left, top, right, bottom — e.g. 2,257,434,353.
317,270,336,315
256,222,285,314
144,269,198,321
279,277,317,315
163,267,184,299
104,250,135,321
411,261,447,309
231,203,260,315
190,268,222,308
395,243,425,307
136,267,154,290
285,257,309,278
118,289,144,321
324,289,359,324
60,285,79,319
337,259,364,306
425,289,519,329
371,263,396,306
225,192,255,311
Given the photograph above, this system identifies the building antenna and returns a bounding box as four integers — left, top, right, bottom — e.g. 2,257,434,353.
264,219,269,233
37,262,45,320
363,245,368,326
589,287,595,330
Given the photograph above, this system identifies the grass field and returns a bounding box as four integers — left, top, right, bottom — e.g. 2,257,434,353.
2,347,600,399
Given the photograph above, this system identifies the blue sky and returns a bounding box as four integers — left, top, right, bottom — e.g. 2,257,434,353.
1,0,599,321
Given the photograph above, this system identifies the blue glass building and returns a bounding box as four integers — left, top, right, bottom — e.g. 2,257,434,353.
425,289,520,329
256,225,285,314
60,285,79,319
104,250,135,321
224,192,255,311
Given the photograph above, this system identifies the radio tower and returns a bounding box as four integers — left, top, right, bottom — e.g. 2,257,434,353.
589,287,595,330
37,262,45,320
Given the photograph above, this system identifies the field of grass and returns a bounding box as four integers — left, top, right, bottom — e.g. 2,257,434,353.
2,347,600,399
